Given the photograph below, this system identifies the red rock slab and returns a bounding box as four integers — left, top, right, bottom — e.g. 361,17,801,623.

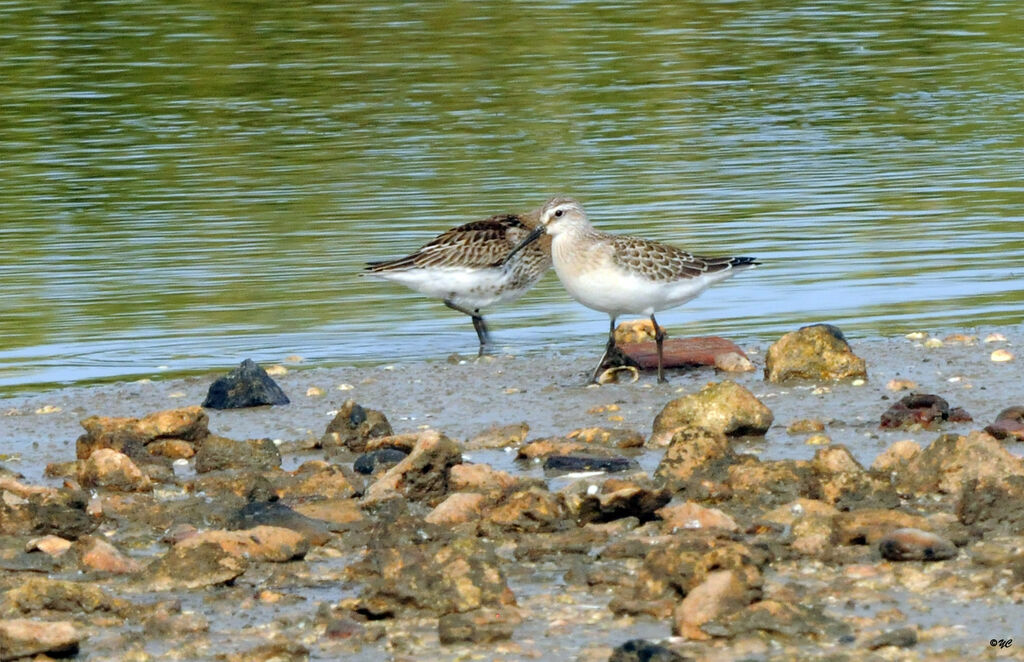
619,336,747,370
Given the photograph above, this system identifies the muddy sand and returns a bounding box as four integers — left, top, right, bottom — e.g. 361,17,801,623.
1,329,1023,661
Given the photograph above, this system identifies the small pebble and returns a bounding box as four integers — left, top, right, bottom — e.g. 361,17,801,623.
805,433,831,446
285,355,304,363
905,331,928,340
991,349,1015,363
265,365,288,376
851,378,865,386
984,332,1007,343
886,379,917,391
168,391,187,399
34,405,61,415
337,383,354,391
942,333,976,345
923,338,944,348
306,387,325,397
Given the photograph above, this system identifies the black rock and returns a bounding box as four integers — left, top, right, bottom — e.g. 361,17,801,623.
354,448,408,475
609,639,689,662
202,359,290,410
543,455,633,473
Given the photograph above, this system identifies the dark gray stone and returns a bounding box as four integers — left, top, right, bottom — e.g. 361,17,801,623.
354,448,408,475
609,639,689,662
202,359,289,409
543,455,633,474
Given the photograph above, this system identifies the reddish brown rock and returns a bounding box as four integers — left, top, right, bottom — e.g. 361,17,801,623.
619,336,750,372
77,535,143,574
651,380,773,444
76,406,208,460
147,438,196,460
77,448,153,492
764,324,867,383
672,569,752,639
985,406,1024,441
880,393,971,429
321,399,393,452
0,619,81,660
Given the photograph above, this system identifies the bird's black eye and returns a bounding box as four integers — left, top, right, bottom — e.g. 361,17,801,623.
554,209,564,218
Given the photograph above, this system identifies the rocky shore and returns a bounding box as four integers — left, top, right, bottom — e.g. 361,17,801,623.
1,326,1023,661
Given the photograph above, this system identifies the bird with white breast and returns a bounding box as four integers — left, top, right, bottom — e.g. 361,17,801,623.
505,196,758,383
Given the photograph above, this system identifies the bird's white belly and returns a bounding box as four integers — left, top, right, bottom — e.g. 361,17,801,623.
371,267,519,309
555,263,711,316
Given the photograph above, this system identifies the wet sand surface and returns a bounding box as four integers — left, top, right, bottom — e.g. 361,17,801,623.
2,330,1023,661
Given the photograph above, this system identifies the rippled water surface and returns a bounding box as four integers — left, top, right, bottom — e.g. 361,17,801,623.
3,0,1023,391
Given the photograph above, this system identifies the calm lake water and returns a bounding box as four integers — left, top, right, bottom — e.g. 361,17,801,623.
2,0,1023,392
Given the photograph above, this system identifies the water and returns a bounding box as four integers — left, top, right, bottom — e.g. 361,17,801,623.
3,0,1024,392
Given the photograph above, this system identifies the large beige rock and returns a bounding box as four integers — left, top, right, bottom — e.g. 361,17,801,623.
764,324,867,383
672,569,752,639
363,430,462,505
425,492,488,525
650,381,773,445
176,526,309,562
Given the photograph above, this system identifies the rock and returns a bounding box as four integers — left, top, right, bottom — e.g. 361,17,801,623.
148,438,196,459
362,430,462,505
0,488,96,539
727,458,813,506
619,336,750,371
193,435,281,473
566,427,645,449
878,528,957,561
543,455,634,473
879,393,960,429
651,380,773,444
786,419,826,435
516,438,592,459
484,487,567,533
425,492,488,525
321,399,393,452
229,501,333,546
202,358,290,409
658,502,739,533
704,599,851,640
761,499,838,552
77,448,153,492
437,606,522,644
673,569,752,639
653,427,735,490
614,319,660,344
76,405,209,460
291,498,364,526
144,541,248,591
353,448,408,475
176,526,309,562
764,324,867,383
810,445,897,508
864,627,919,650
870,440,922,473
574,485,671,525
957,476,1024,534
276,462,357,500
466,423,529,449
609,639,689,662
985,406,1024,441
449,463,520,495
0,619,81,660
77,535,143,574
353,538,515,617
363,432,420,453
1,576,128,615
832,509,932,546
220,640,309,662
25,535,72,557
895,431,1024,495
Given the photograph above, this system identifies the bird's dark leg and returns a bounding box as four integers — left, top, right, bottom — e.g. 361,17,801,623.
651,314,666,383
444,300,491,355
589,316,617,384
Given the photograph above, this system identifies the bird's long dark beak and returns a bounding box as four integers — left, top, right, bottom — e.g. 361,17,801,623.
503,225,546,265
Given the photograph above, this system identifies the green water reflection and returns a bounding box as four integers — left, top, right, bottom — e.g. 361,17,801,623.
2,1,1023,389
